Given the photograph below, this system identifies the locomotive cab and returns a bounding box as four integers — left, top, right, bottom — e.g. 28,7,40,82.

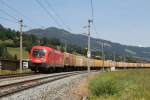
32,49,47,63
29,46,49,72
29,46,64,73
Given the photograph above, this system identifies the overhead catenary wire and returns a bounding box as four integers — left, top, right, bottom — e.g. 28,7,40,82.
35,0,62,27
0,9,18,21
0,0,72,31
0,16,17,23
0,0,40,28
0,0,25,19
44,0,64,26
43,0,72,51
0,9,28,28
44,0,72,31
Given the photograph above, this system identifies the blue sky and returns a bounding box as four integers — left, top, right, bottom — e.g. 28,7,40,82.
0,0,150,47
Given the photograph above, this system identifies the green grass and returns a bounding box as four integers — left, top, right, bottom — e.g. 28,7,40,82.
0,39,13,44
89,69,150,100
0,69,32,75
7,47,29,59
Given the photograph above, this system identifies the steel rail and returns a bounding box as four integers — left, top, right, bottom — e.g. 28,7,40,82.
0,71,86,98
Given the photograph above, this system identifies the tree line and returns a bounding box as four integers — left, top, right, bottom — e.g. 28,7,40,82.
0,24,87,59
0,24,141,62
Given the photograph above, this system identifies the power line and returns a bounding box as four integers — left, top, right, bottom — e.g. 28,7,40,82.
0,9,18,21
44,0,64,25
0,16,17,23
0,0,40,27
0,9,28,28
44,0,72,31
35,0,62,27
0,0,23,17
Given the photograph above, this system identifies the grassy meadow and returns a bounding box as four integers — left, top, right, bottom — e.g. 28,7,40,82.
89,69,150,100
7,47,29,59
0,69,32,75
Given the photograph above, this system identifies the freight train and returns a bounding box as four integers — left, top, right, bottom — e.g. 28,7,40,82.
29,46,150,72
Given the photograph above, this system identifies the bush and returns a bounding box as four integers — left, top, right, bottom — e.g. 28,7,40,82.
89,76,120,96
89,70,150,99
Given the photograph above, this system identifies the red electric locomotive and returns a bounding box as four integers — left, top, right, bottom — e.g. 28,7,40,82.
29,46,64,72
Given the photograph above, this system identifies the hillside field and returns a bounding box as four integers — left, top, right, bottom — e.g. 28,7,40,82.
7,47,29,59
89,69,150,100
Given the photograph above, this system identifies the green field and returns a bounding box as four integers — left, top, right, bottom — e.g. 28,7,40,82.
0,69,31,75
7,47,29,59
89,69,150,100
0,39,13,44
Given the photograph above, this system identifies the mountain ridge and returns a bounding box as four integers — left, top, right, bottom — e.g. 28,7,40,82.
26,27,150,60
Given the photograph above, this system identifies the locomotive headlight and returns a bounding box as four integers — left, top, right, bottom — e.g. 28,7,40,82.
43,49,47,53
41,58,46,62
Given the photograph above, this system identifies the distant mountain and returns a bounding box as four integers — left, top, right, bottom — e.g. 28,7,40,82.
26,27,150,60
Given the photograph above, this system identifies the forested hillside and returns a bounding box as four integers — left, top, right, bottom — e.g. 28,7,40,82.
0,24,86,59
27,27,150,62
0,24,149,62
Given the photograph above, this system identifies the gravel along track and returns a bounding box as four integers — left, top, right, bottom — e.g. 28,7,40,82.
0,71,86,98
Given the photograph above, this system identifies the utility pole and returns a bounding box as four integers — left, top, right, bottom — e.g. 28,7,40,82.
101,42,104,71
19,19,23,72
65,40,67,52
113,52,116,62
123,55,126,69
113,52,116,68
87,19,92,73
113,52,116,65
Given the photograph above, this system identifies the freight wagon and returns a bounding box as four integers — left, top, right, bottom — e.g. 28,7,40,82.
29,46,150,73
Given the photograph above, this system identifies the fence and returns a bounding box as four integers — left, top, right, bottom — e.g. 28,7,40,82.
0,59,29,71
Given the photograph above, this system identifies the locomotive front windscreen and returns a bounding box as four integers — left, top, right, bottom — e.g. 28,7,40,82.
32,49,46,58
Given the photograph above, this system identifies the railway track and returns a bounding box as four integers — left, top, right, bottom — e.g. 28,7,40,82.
0,73,36,79
0,71,86,98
